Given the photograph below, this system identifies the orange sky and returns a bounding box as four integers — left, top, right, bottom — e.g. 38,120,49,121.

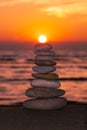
0,0,87,43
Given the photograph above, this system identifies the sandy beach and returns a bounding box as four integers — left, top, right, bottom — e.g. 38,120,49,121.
0,102,86,130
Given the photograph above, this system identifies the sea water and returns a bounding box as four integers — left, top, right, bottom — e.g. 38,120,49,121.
0,50,87,105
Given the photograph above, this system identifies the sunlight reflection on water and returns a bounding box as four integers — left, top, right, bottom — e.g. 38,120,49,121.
0,80,87,105
0,50,87,105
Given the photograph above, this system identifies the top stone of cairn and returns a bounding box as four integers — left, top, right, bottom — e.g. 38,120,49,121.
34,44,52,51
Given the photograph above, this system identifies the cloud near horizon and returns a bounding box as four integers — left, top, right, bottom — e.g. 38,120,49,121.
41,1,87,18
0,0,87,19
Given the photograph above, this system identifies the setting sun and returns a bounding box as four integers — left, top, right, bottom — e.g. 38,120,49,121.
38,35,47,43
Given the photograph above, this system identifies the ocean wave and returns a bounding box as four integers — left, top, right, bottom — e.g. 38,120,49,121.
0,87,6,92
0,98,13,100
77,66,87,69
0,77,87,82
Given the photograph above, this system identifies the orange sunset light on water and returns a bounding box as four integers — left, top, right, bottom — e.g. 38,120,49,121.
0,0,87,43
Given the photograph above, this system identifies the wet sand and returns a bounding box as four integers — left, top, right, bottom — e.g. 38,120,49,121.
0,102,86,130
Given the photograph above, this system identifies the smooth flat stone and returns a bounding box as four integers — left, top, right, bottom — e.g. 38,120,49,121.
32,73,58,80
32,66,56,73
30,79,60,88
25,88,65,98
23,97,67,110
35,60,56,66
35,51,55,56
35,56,54,61
34,44,52,51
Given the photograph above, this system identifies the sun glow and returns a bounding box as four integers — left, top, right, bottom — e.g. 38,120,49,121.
38,35,47,43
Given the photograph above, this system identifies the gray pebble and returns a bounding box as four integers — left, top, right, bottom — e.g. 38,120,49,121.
32,66,56,73
34,44,52,51
25,88,65,98
23,97,67,110
30,79,60,88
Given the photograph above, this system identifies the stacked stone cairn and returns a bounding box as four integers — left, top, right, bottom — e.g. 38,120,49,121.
23,43,67,110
